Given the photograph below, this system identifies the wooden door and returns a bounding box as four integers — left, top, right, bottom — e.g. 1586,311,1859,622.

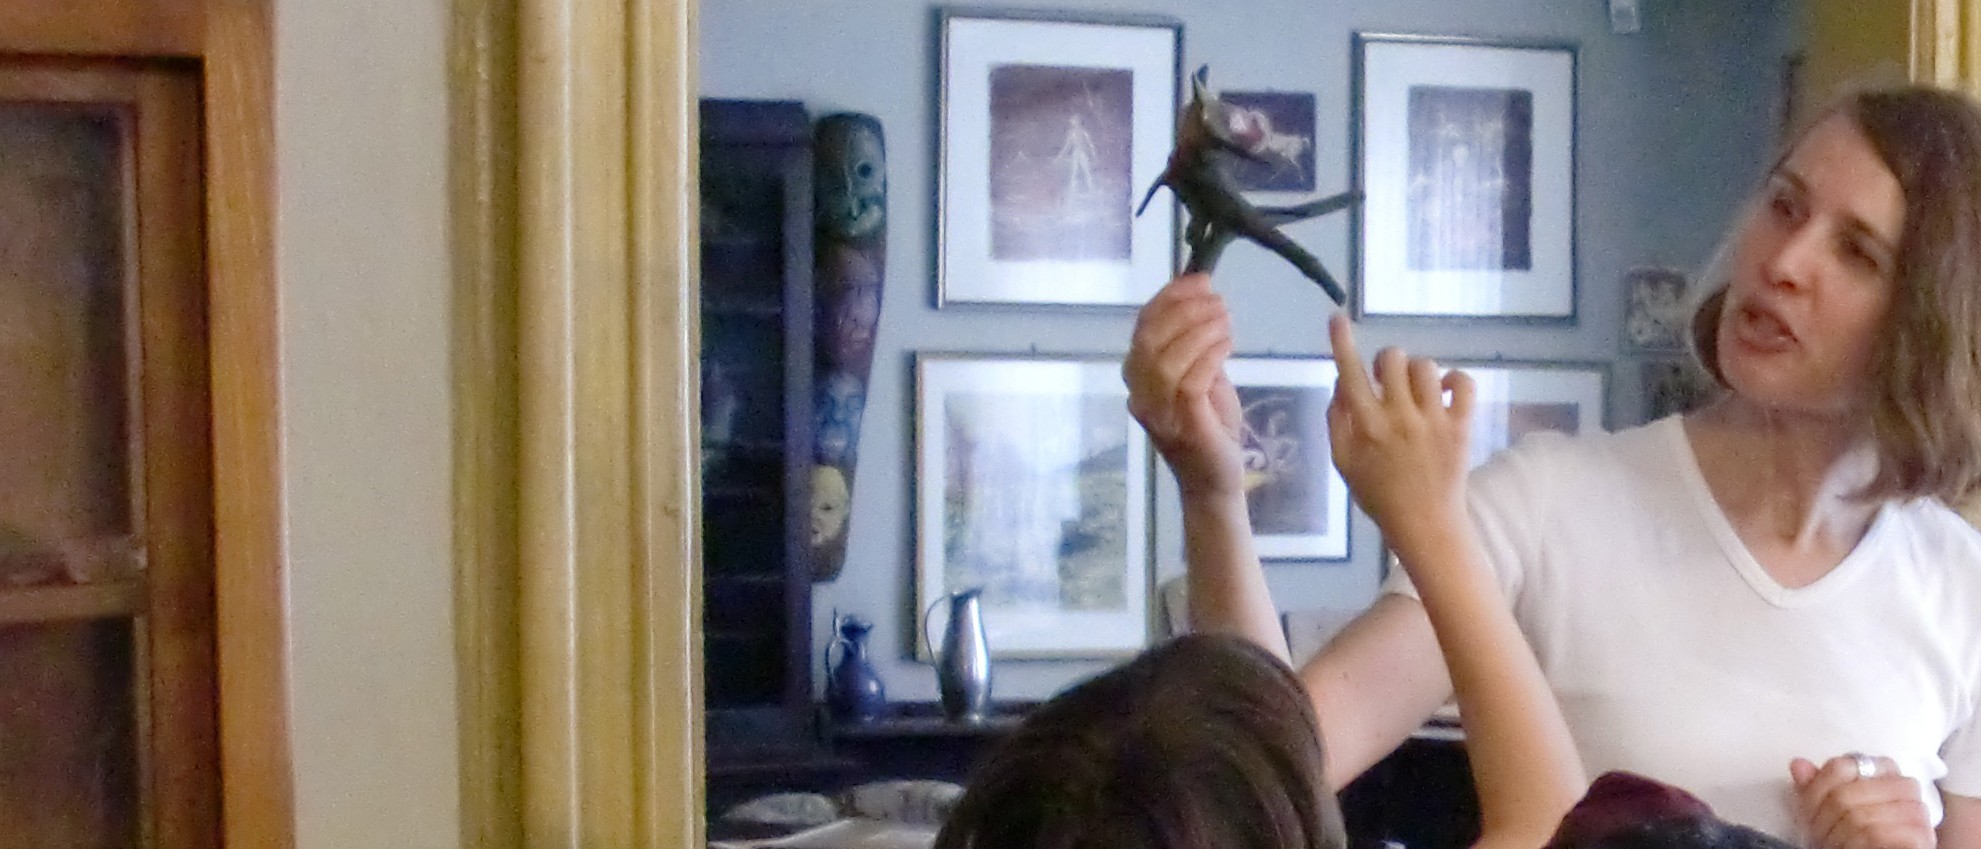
0,60,215,847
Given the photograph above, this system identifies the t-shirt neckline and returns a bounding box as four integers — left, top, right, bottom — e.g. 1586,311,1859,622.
1663,415,1889,608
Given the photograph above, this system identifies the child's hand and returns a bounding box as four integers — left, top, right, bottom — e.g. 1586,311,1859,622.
1124,274,1245,501
1325,312,1476,540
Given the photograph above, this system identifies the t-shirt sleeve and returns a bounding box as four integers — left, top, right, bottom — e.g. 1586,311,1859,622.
1379,431,1565,607
1941,709,1981,799
1933,516,1981,800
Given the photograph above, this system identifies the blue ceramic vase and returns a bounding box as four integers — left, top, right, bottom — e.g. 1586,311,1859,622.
825,612,887,723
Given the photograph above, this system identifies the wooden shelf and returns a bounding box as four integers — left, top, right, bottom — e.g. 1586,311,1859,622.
703,482,777,502
703,295,784,317
705,573,785,588
827,702,1037,740
0,580,142,627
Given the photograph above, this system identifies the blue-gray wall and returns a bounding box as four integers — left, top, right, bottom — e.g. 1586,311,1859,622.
701,0,1800,702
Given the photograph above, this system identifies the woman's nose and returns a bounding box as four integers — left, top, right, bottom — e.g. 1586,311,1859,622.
1761,222,1825,291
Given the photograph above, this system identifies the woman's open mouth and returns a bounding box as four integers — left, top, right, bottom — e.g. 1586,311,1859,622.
1731,301,1797,353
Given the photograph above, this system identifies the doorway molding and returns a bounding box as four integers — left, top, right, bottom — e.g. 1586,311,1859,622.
450,0,703,845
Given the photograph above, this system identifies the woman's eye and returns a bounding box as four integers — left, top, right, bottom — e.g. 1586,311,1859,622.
1843,239,1885,274
1769,192,1801,222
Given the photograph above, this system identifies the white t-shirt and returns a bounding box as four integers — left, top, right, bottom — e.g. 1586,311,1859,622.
1382,415,1981,839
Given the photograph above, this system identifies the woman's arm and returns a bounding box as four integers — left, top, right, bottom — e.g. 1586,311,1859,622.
1940,790,1981,849
1325,314,1586,849
1300,594,1454,788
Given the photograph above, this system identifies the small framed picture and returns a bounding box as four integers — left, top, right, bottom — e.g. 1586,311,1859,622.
1352,33,1578,321
915,353,1151,658
1640,358,1718,423
1449,361,1608,468
935,8,1181,308
1220,91,1318,192
1228,357,1350,561
1621,266,1690,353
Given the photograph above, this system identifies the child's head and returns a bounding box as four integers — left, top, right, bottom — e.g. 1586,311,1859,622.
934,633,1345,849
1546,773,1798,849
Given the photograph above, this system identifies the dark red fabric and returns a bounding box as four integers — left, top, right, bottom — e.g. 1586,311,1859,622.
1543,772,1719,849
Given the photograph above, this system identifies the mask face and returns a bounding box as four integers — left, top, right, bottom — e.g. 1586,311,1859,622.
810,465,850,547
814,370,865,467
817,117,887,243
820,247,882,368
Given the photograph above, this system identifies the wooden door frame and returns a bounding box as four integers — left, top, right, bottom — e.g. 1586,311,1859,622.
202,3,293,847
1,2,295,847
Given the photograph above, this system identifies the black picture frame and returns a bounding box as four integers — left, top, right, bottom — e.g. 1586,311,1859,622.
913,352,1154,658
1352,33,1579,323
934,6,1183,308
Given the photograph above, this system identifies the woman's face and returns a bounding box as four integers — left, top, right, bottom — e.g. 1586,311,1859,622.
1717,113,1906,416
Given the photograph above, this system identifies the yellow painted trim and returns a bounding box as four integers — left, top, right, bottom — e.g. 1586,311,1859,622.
1802,0,1909,105
452,0,700,844
632,0,705,843
449,0,523,846
1909,0,1981,91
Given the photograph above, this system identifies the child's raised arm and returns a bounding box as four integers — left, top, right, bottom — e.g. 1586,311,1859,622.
1325,314,1588,849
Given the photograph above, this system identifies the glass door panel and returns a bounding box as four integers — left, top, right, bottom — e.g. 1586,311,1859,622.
0,100,140,848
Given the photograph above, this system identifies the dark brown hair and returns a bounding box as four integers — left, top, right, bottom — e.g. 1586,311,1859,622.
933,633,1344,849
1690,86,1981,504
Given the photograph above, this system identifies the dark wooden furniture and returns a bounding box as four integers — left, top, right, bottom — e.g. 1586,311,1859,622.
1340,724,1481,849
0,60,219,847
700,98,823,776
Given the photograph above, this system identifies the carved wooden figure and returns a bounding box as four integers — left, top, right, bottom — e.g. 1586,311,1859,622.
1138,66,1360,304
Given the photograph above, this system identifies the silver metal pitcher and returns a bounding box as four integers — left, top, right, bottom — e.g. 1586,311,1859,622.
923,587,992,722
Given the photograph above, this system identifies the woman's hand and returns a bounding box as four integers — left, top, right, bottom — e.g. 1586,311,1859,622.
1325,312,1475,537
1124,273,1244,501
1791,755,1936,849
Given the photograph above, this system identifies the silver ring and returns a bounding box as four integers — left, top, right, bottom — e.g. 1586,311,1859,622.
1848,752,1880,780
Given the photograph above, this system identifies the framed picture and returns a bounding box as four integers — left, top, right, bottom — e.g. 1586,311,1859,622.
936,8,1181,307
1450,361,1607,468
1621,266,1690,353
1221,91,1317,192
1228,357,1350,560
1352,33,1578,321
1640,358,1718,423
915,354,1151,658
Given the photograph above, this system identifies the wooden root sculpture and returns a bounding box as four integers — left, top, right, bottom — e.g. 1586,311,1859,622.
1137,65,1360,305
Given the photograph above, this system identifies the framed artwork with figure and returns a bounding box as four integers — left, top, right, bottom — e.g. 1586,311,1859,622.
1148,357,1350,566
914,353,1152,659
1220,91,1318,192
1352,33,1578,322
1621,266,1690,353
935,7,1181,308
1226,357,1349,561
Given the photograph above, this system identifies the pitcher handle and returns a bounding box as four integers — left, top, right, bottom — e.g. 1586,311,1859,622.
922,595,947,662
824,608,841,679
824,634,847,680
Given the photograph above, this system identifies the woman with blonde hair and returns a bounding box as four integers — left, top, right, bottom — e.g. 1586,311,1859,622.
1125,84,1981,849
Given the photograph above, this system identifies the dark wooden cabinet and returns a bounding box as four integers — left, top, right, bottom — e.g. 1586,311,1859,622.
0,60,218,847
699,98,822,772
